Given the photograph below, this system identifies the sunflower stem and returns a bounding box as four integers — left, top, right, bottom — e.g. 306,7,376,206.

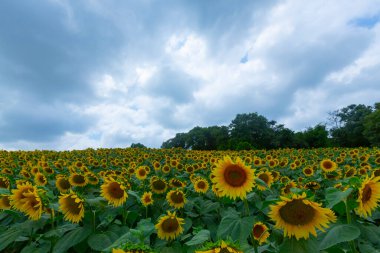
253,243,259,253
251,235,259,253
51,208,55,230
122,204,129,225
243,199,250,216
345,200,357,253
92,210,96,232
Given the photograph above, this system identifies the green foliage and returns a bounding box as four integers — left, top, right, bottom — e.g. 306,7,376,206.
130,143,147,148
319,224,361,250
279,237,318,253
217,208,254,244
162,102,379,150
330,104,373,147
325,187,353,208
53,226,92,253
363,102,380,146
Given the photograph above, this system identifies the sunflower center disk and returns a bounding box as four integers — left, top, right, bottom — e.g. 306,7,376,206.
59,179,71,190
73,175,85,184
224,165,247,187
361,185,372,203
323,161,332,170
161,218,179,233
65,197,82,215
279,199,315,225
153,180,166,190
197,181,206,189
171,192,184,203
108,182,124,198
253,225,265,238
259,174,269,184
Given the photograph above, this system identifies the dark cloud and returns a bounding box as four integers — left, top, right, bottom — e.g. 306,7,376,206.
0,0,123,103
0,99,94,142
146,67,199,103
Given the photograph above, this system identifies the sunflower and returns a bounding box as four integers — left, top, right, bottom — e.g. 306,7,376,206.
20,190,43,220
153,161,161,171
166,189,186,209
43,166,54,174
269,192,336,240
150,178,167,194
320,159,337,173
56,176,71,193
10,182,35,211
193,178,209,193
101,180,128,207
211,156,255,200
86,173,99,185
356,176,380,218
271,171,280,181
281,181,297,195
58,191,85,223
212,185,224,198
20,169,31,179
141,192,154,207
372,169,380,178
112,249,125,253
195,240,242,253
0,176,10,189
69,173,88,187
252,222,270,245
155,211,184,240
304,181,320,190
256,171,274,191
344,167,357,178
302,167,314,177
162,164,171,174
0,195,11,210
34,172,47,186
136,166,148,180
170,178,186,188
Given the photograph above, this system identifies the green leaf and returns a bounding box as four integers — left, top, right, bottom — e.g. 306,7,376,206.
217,208,254,243
20,241,51,253
279,237,318,253
44,223,78,238
255,177,269,190
52,226,92,253
319,224,361,250
200,200,220,214
103,230,131,251
185,230,210,246
87,233,115,251
359,223,380,247
136,218,155,238
0,228,24,251
358,240,380,253
325,187,353,208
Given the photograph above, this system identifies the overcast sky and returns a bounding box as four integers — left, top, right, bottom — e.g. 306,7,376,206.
0,0,380,150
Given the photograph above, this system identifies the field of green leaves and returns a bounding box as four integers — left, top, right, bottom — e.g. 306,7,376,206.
0,147,380,253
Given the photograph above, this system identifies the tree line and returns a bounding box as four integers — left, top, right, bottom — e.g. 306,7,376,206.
160,103,380,150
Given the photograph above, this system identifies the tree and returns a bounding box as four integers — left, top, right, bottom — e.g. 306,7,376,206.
330,104,373,147
229,113,276,149
161,133,187,149
363,103,380,146
271,124,295,148
130,143,146,148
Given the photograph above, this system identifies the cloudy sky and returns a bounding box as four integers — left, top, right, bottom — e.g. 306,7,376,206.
0,0,380,150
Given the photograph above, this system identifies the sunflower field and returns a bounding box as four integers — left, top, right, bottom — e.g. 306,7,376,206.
0,147,380,253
